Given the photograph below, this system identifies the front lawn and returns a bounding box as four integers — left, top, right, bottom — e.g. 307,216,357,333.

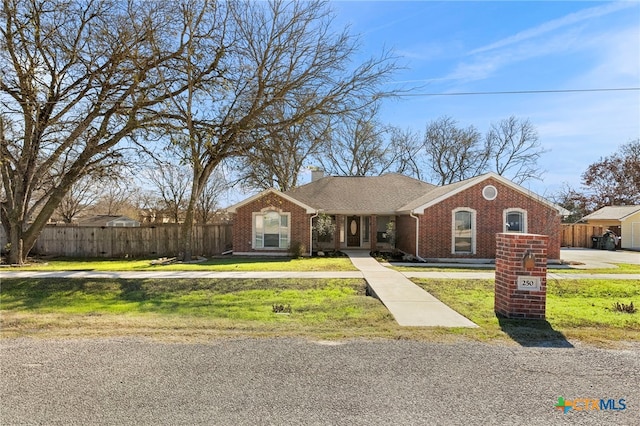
391,263,640,275
0,278,405,340
551,263,640,274
5,256,357,272
414,278,640,346
2,275,639,346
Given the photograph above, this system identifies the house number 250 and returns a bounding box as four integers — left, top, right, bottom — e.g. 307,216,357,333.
517,276,541,291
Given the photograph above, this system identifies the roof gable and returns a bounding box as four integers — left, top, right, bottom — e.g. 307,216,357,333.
226,188,316,214
400,172,569,215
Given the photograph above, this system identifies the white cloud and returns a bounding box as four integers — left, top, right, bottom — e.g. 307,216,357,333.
577,25,640,85
469,2,635,55
443,2,639,86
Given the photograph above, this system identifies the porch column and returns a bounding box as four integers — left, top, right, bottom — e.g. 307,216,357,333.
334,214,343,251
370,215,378,250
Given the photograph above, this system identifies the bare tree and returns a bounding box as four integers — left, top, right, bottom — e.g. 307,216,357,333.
161,0,397,260
95,178,135,216
550,182,596,223
133,189,163,224
232,112,330,191
319,106,399,176
143,160,191,224
54,175,101,223
0,0,220,263
485,116,546,184
423,116,487,185
196,170,228,223
387,126,424,179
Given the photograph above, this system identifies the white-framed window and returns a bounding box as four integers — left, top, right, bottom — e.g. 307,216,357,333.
253,210,290,249
452,208,476,254
377,216,395,244
504,208,527,233
362,216,370,243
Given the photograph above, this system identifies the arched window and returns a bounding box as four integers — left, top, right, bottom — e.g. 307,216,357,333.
504,209,527,233
253,210,290,249
452,208,476,254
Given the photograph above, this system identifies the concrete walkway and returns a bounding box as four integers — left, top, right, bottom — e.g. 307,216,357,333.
343,251,478,328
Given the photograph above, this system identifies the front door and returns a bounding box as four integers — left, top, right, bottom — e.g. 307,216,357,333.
347,216,360,247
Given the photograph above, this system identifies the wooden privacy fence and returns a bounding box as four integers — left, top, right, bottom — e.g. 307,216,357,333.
1,224,232,258
561,224,605,248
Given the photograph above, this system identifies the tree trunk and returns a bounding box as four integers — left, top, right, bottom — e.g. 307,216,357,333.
181,199,196,262
7,223,24,265
180,176,204,262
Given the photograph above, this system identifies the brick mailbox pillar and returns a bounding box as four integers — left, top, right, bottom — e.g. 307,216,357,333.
495,233,548,320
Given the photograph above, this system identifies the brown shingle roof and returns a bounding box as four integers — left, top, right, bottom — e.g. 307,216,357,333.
284,174,436,214
398,178,472,212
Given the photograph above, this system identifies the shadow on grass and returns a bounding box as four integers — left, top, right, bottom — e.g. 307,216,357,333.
2,279,88,310
119,281,147,302
497,316,574,348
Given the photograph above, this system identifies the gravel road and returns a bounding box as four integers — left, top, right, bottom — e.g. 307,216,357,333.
1,338,638,425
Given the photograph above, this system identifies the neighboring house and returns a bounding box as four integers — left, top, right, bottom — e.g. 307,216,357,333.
227,172,568,261
581,206,640,251
77,215,141,227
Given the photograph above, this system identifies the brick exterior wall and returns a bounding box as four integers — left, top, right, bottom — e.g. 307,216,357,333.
411,178,561,260
232,177,562,258
494,233,548,319
232,192,311,254
396,215,417,255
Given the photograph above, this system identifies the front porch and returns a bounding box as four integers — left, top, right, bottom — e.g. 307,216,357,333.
313,214,396,252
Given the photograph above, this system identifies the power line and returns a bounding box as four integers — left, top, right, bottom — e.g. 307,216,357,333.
396,87,640,97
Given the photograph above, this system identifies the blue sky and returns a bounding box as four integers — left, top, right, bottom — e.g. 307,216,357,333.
325,1,640,196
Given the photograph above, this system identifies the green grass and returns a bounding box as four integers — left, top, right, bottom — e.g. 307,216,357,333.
413,278,640,345
3,273,639,346
1,278,366,318
8,256,357,272
551,263,640,274
391,263,640,274
0,278,407,340
389,265,495,272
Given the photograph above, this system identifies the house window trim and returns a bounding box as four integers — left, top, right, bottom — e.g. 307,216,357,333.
252,208,291,250
451,207,477,255
503,208,528,233
362,216,370,243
